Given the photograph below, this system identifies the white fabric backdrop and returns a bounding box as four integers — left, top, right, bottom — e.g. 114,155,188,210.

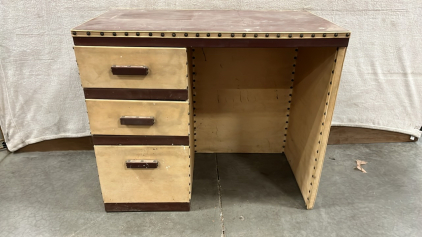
1,1,421,152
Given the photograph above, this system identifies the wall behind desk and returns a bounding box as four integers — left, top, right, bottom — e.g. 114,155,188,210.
1,1,421,152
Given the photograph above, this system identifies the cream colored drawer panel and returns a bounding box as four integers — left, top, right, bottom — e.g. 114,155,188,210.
86,99,189,136
95,146,190,203
74,46,188,89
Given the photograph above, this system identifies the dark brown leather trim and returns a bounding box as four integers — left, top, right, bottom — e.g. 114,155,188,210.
92,135,190,145
125,159,158,168
120,116,155,126
84,88,188,101
111,65,149,75
73,37,349,48
105,202,190,212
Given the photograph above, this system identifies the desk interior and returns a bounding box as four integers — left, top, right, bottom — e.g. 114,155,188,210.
189,46,346,209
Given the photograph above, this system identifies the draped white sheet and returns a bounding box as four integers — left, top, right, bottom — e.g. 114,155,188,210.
1,1,421,151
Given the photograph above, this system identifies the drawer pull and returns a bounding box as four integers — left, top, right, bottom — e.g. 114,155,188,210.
120,116,155,126
126,160,158,169
111,65,149,75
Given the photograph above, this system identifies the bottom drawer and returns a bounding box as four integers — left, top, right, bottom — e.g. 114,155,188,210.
94,146,191,205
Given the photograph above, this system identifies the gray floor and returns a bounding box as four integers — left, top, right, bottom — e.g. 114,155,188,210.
0,142,421,237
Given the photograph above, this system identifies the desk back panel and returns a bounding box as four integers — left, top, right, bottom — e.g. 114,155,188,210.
192,48,296,153
285,47,346,209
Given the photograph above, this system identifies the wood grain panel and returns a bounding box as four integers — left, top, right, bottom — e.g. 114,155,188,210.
193,48,295,153
95,146,190,203
85,100,189,136
74,46,188,89
309,48,347,209
284,47,343,209
187,49,195,198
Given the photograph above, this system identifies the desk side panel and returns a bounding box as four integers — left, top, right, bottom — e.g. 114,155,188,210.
285,47,346,209
187,48,195,200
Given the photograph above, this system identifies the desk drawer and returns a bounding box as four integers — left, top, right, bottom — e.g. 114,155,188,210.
95,146,190,203
74,46,188,89
86,99,189,136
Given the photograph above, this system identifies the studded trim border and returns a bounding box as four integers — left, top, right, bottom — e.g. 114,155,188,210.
186,51,193,202
283,48,299,152
71,31,351,39
191,48,197,153
305,48,341,205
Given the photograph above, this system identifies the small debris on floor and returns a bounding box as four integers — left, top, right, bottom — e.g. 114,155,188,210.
329,157,336,160
239,216,244,221
356,160,368,173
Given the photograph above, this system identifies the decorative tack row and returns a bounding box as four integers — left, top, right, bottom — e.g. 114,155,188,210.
71,31,351,39
305,48,340,204
191,48,197,153
282,48,298,152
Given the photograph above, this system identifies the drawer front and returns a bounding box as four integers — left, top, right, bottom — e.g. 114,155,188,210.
74,46,188,89
86,99,189,136
95,146,190,203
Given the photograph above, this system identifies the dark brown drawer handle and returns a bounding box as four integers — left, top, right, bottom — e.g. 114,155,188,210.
111,65,149,75
126,160,158,169
120,116,155,126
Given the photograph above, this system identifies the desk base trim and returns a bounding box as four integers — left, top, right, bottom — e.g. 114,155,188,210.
105,202,190,212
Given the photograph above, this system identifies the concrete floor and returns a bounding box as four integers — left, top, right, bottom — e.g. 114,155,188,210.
0,142,421,237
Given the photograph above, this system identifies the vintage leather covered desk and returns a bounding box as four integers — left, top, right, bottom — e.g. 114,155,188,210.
71,10,350,211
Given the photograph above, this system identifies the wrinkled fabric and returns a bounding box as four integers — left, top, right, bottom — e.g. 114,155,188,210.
0,1,421,151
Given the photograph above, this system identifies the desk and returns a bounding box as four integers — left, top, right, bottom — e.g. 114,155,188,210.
71,10,350,211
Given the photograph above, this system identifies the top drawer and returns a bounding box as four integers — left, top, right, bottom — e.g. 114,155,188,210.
74,46,188,89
